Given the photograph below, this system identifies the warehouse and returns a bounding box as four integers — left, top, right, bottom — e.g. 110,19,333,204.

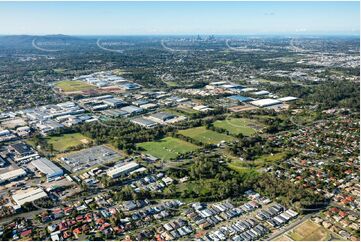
106,162,139,178
12,187,48,206
120,105,143,115
252,90,270,96
277,96,298,102
131,117,158,128
31,158,63,181
227,95,253,102
102,98,127,108
250,99,282,107
0,168,27,184
148,112,176,123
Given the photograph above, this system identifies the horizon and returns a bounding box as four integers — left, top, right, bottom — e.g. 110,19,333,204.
0,1,359,35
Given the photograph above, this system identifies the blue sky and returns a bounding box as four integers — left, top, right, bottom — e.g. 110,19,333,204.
0,1,359,35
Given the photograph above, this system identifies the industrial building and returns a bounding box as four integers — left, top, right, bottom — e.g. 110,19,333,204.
120,105,144,116
0,168,27,184
106,162,140,178
227,95,253,102
148,112,176,123
12,187,48,206
31,158,63,181
278,96,298,102
131,117,158,128
250,99,282,107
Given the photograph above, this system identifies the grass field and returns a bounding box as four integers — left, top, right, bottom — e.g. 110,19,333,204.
213,118,263,136
287,220,331,241
254,152,288,164
55,80,96,92
178,126,234,145
46,133,91,152
137,137,199,160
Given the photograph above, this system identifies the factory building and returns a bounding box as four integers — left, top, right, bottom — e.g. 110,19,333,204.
0,168,27,184
31,158,63,181
12,187,48,206
106,162,139,178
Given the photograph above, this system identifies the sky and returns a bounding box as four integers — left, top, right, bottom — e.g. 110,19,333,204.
0,1,359,35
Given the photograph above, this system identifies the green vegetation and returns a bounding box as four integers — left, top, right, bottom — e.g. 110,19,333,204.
178,126,234,145
227,161,259,176
46,133,91,152
213,118,262,136
137,137,199,160
55,80,96,92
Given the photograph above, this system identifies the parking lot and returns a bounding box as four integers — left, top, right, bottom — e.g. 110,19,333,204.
58,145,122,173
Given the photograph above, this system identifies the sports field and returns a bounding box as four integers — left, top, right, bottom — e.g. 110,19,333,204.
137,137,199,160
55,80,96,92
213,118,263,136
287,220,331,241
178,126,234,145
46,133,91,152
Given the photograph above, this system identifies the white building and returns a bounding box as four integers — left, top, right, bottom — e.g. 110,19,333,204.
106,162,139,178
12,187,48,206
31,158,63,181
0,168,27,183
250,99,282,107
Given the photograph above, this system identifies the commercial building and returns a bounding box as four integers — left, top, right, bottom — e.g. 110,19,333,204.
252,90,270,96
12,187,48,206
0,168,27,184
120,105,143,116
227,95,253,102
107,162,140,178
148,112,176,123
250,99,282,107
102,98,127,108
278,96,298,102
131,117,158,128
31,158,63,180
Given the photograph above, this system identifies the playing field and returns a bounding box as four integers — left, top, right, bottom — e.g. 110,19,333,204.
213,118,263,136
178,126,234,145
287,220,331,241
137,137,199,160
55,80,96,92
46,133,91,152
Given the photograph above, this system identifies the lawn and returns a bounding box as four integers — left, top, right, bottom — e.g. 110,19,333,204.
213,118,263,136
46,133,91,152
287,220,331,241
178,126,234,145
55,80,96,92
137,137,199,160
254,152,288,164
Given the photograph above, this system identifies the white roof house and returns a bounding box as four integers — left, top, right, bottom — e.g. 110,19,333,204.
12,187,48,206
31,158,63,180
250,99,282,107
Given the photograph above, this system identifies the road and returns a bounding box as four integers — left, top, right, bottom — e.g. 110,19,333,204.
266,213,313,240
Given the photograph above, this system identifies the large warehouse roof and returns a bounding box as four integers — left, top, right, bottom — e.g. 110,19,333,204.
0,168,27,182
278,96,298,102
31,158,63,178
250,98,282,107
12,187,48,206
107,162,139,178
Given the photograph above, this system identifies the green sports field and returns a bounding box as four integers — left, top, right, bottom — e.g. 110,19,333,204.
137,137,199,160
178,126,234,145
55,80,96,92
213,118,263,136
46,133,91,152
